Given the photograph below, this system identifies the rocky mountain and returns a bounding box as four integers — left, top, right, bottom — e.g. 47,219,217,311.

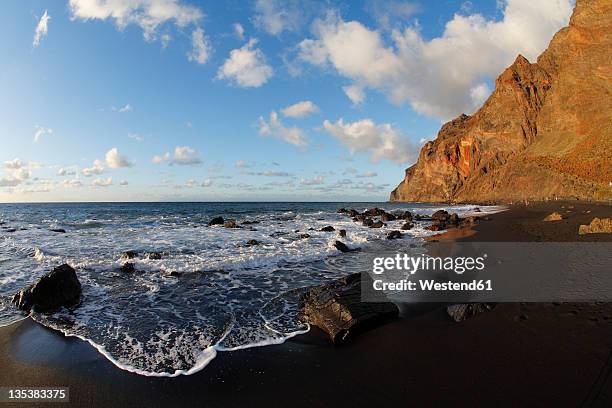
390,0,611,203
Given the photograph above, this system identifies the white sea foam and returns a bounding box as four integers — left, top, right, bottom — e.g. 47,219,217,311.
0,203,505,375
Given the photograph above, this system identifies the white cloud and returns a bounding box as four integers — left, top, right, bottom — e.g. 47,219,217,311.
0,159,35,187
63,179,83,188
105,148,132,168
68,0,203,41
171,146,202,165
253,0,300,35
235,160,250,168
4,159,24,170
152,152,170,164
111,104,131,113
233,23,245,40
281,100,320,119
33,10,50,47
128,133,144,142
258,111,307,147
119,180,129,186
184,179,197,188
201,178,212,187
34,126,53,143
188,27,212,64
300,175,324,185
217,39,273,88
92,177,113,187
82,159,105,176
58,167,77,176
356,171,377,178
322,118,414,164
342,84,365,105
298,1,572,120
247,170,292,177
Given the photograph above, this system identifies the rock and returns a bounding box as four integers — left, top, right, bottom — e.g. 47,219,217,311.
386,230,402,240
447,303,497,322
5,229,16,233
121,251,138,260
401,222,413,230
208,216,224,226
50,228,66,233
579,218,612,234
146,252,163,260
300,273,399,344
120,263,136,273
431,210,450,222
242,220,260,225
348,209,360,217
449,213,460,225
299,233,311,239
338,229,347,237
400,211,413,220
12,264,81,313
320,225,335,232
333,240,352,253
390,0,612,203
337,208,349,214
370,221,384,228
364,208,385,217
381,212,396,222
169,271,182,277
246,239,259,246
474,207,481,212
543,212,564,221
426,224,443,231
224,219,240,228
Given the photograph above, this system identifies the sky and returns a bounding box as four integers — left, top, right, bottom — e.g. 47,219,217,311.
0,0,573,202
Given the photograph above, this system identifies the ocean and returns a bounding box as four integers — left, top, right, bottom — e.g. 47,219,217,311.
0,202,502,376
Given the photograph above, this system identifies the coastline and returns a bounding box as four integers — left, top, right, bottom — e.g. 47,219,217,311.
1,201,611,407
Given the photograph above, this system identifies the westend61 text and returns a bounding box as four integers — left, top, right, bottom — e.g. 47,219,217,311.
373,279,493,292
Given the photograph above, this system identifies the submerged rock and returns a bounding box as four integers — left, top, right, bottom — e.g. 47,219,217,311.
12,264,81,313
447,303,497,322
579,218,612,234
320,225,335,232
369,221,384,229
333,240,354,253
146,252,163,260
386,230,402,240
208,216,224,226
120,263,136,273
121,250,138,260
401,222,413,230
299,233,311,239
362,218,374,227
49,228,66,233
246,239,259,246
300,273,399,344
381,212,396,222
223,219,240,228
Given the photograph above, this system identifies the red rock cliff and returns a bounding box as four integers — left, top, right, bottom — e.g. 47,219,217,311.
390,0,612,203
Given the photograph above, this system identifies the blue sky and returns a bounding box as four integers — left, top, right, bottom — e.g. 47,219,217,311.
0,0,572,202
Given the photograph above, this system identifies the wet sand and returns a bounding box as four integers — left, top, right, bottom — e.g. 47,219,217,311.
0,201,611,407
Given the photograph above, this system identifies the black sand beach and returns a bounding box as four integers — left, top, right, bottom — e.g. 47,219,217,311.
1,201,611,408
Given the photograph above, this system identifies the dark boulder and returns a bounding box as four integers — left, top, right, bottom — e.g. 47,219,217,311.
242,220,260,225
474,207,482,212
386,230,402,240
364,208,385,217
381,212,396,222
338,229,347,237
447,303,497,322
431,210,450,222
337,208,348,214
333,240,352,253
169,271,182,277
120,263,136,273
370,221,384,228
208,216,224,226
449,213,460,225
146,252,163,260
300,273,399,344
5,229,16,233
400,211,413,220
121,251,138,260
320,226,335,232
401,222,413,230
362,218,374,227
224,219,240,228
246,239,259,246
12,264,81,313
348,209,360,217
300,233,311,239
50,228,66,233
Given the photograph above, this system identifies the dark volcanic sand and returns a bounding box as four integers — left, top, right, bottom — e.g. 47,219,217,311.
0,201,611,408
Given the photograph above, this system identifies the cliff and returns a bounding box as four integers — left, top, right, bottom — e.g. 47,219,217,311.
390,0,612,203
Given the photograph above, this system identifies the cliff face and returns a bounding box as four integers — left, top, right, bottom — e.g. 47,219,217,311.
390,0,612,203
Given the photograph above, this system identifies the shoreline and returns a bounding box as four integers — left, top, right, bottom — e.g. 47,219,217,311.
1,201,611,407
